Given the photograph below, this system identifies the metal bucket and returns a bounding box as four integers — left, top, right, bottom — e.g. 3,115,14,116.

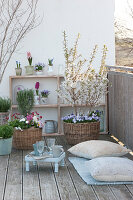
45,120,58,133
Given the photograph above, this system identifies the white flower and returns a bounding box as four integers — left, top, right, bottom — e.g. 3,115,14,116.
19,118,25,122
26,121,29,124
15,127,23,131
33,116,37,123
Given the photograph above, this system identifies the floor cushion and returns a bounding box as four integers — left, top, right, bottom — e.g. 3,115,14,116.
68,140,130,159
85,157,133,182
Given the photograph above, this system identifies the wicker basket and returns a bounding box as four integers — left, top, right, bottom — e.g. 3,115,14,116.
0,112,9,125
63,121,100,145
13,127,42,150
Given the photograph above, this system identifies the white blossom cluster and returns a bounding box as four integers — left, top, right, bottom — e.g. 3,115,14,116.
58,31,108,115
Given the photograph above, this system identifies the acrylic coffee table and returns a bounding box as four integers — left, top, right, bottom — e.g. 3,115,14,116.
25,151,65,173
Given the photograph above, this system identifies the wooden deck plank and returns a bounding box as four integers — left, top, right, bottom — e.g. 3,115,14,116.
92,185,117,200
126,185,133,196
53,163,79,200
109,185,133,200
0,155,9,200
1,135,133,200
23,150,41,200
57,136,99,200
4,150,22,200
38,162,60,200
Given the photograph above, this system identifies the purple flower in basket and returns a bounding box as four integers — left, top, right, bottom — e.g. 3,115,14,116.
41,90,50,98
62,111,100,123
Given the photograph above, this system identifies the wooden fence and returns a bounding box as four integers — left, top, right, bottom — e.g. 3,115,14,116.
107,66,133,149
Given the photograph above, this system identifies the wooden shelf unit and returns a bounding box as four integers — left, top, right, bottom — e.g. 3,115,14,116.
9,75,107,136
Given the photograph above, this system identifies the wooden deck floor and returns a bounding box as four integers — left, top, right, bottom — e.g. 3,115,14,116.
1,135,133,200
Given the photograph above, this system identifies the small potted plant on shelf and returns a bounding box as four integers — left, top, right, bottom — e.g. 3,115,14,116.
41,90,50,104
57,31,108,145
48,58,54,74
34,82,40,105
25,52,34,75
0,97,11,125
35,62,45,75
16,89,34,116
0,124,14,155
15,61,22,76
9,112,44,150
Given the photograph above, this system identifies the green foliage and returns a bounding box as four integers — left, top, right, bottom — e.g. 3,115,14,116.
0,124,14,139
16,89,34,116
0,97,11,112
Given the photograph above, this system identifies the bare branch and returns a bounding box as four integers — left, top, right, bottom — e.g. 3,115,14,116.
0,0,41,83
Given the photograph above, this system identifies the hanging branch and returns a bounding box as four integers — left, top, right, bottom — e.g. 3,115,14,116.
0,0,40,83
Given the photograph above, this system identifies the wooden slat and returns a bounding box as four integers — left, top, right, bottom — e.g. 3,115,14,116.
42,133,64,136
12,104,58,108
60,104,105,107
106,65,133,72
92,185,117,200
58,137,98,200
109,185,133,200
38,162,60,200
4,150,22,200
126,185,133,196
53,163,79,200
23,150,41,200
10,75,63,79
0,155,9,200
108,71,133,150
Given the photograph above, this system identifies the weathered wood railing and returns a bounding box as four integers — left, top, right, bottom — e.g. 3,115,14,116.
107,65,133,149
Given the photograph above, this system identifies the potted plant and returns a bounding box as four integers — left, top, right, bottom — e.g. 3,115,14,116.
15,61,22,76
0,124,14,155
41,90,50,104
16,89,34,116
35,62,45,75
25,52,34,75
9,112,44,150
48,58,54,74
34,82,40,105
0,97,11,125
57,31,108,145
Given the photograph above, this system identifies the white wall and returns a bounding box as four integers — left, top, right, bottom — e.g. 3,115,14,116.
0,0,115,97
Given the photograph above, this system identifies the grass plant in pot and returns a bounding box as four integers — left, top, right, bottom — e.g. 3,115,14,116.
57,31,108,145
0,124,14,155
0,97,11,125
15,61,22,76
10,89,44,149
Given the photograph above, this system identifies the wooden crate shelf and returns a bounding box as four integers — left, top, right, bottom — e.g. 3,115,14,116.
9,75,107,135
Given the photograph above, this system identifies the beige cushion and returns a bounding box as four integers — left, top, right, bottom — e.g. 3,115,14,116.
68,140,130,159
86,157,133,182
